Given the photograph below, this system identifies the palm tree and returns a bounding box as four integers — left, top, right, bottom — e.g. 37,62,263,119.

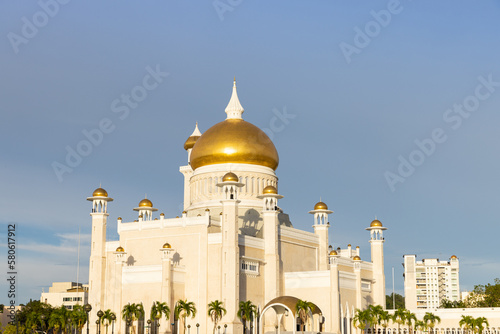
379,310,391,334
150,301,170,334
368,305,384,333
100,310,116,334
208,300,226,334
26,312,43,334
392,308,407,334
71,305,88,334
460,315,474,334
352,309,373,334
423,312,440,334
122,303,144,334
49,311,65,334
295,300,315,332
237,301,257,334
415,320,427,334
175,300,197,334
473,317,489,334
404,310,417,334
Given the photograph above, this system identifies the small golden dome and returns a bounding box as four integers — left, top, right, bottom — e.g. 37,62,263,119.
370,219,383,227
197,214,201,217
353,255,361,261
138,214,143,218
205,208,210,212
117,217,122,220
314,201,328,210
116,246,124,252
162,243,171,249
160,213,164,216
154,218,158,220
329,250,338,256
451,255,457,259
184,135,201,151
348,244,351,247
139,198,153,207
93,187,108,197
182,211,187,214
263,185,278,194
190,119,279,171
222,172,239,182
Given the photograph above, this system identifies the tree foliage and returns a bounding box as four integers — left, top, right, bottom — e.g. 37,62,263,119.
386,293,405,310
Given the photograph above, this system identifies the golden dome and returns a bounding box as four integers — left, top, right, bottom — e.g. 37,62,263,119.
353,255,361,261
93,187,108,197
117,217,122,220
263,185,278,194
116,246,124,252
184,135,201,150
139,198,153,207
314,201,328,210
451,255,457,259
329,250,338,256
205,208,210,212
162,243,171,249
190,119,279,170
370,219,383,227
222,172,239,182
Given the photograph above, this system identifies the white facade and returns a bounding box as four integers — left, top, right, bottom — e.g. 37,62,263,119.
87,81,388,334
40,282,88,310
404,255,459,310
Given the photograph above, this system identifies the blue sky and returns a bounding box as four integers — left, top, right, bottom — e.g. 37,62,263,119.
1,0,500,304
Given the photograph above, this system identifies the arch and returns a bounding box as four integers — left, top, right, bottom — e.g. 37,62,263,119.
259,296,323,334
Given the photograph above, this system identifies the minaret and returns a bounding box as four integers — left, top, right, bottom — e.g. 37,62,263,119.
87,187,113,324
366,219,388,308
353,255,362,309
225,78,244,120
160,243,175,331
133,197,158,221
257,185,284,302
217,172,244,332
181,123,202,210
113,245,126,334
309,201,333,271
328,250,341,334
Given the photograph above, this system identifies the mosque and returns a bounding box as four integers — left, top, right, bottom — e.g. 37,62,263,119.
86,80,388,334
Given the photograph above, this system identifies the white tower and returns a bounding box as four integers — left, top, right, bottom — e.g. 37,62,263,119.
309,201,332,271
87,187,113,325
217,172,244,332
366,219,388,308
258,185,284,303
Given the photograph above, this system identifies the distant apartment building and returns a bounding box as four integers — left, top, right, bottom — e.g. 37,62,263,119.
403,255,459,310
40,282,88,310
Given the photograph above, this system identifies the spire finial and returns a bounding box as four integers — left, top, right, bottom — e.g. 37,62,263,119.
145,193,147,199
225,78,244,119
190,122,202,136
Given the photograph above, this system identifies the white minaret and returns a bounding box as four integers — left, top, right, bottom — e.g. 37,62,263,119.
329,250,341,334
258,185,284,303
133,197,158,221
160,242,175,331
225,78,244,120
87,187,113,326
366,219,388,308
217,172,244,332
309,201,333,271
113,245,126,334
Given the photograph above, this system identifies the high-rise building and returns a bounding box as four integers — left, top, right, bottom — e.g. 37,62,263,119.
403,255,459,310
